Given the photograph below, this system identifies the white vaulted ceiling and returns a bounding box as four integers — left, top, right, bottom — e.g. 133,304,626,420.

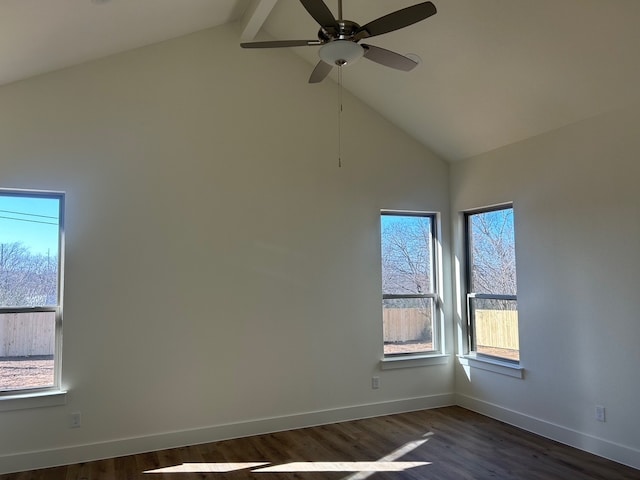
1,0,639,161
0,0,249,86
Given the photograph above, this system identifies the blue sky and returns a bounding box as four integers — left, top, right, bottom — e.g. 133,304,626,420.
0,194,60,255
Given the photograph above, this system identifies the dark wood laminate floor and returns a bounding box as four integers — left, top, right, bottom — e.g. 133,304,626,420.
3,406,638,479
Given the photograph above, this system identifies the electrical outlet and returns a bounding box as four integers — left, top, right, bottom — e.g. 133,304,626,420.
371,376,380,389
70,411,82,428
595,405,606,422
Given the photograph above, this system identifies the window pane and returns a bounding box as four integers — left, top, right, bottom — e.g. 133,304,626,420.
470,297,519,362
0,311,56,391
468,208,516,295
383,297,434,355
381,215,433,295
0,195,60,307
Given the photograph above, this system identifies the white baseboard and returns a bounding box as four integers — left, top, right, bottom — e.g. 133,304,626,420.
455,393,640,471
7,393,637,475
0,393,455,475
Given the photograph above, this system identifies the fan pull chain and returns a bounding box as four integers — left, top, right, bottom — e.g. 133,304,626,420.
338,66,343,168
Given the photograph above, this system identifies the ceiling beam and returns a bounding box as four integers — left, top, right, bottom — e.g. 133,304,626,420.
239,0,278,41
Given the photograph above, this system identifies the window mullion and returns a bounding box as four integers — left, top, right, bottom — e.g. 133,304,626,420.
0,306,58,314
382,293,436,300
467,293,516,301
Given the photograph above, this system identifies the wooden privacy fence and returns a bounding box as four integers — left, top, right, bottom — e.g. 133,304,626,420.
383,308,432,342
1,309,518,356
383,308,519,350
0,312,55,357
475,309,519,350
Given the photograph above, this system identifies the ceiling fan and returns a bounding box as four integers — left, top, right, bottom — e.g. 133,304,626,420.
240,0,437,83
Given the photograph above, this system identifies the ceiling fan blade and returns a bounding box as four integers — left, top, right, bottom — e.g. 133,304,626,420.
309,60,333,83
241,40,321,48
362,44,418,71
299,0,339,29
356,2,437,40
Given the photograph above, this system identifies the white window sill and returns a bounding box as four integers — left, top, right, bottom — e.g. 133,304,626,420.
0,389,67,411
380,354,450,370
458,355,524,379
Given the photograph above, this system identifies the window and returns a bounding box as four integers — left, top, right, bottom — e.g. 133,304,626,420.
465,205,518,362
0,190,64,394
380,211,440,357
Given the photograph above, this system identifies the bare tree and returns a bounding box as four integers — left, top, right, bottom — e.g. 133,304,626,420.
469,209,516,295
0,242,58,307
381,217,432,295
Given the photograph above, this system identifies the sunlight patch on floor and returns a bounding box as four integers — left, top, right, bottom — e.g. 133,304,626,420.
144,461,430,474
144,432,435,475
144,462,269,473
342,433,433,480
253,461,430,472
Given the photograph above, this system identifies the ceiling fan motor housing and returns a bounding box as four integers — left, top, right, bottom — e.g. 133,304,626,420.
318,19,360,42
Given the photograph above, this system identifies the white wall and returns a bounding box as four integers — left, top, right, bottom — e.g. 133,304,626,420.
0,23,452,473
451,105,640,469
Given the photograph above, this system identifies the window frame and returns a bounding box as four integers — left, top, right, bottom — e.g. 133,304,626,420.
0,189,65,397
380,210,443,359
464,203,519,364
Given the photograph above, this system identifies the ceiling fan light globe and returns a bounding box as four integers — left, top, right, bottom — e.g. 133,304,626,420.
319,40,364,67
